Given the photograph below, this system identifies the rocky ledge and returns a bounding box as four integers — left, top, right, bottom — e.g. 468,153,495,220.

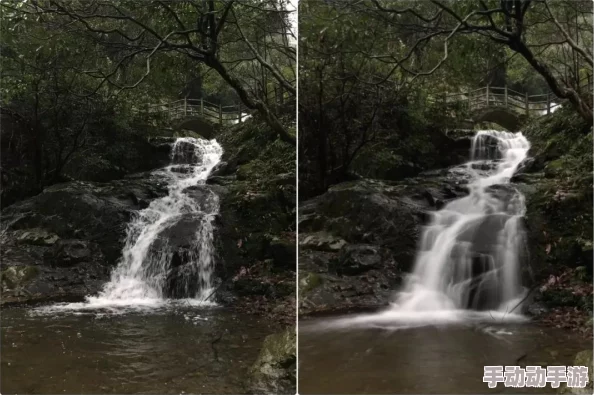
298,172,470,316
0,175,169,305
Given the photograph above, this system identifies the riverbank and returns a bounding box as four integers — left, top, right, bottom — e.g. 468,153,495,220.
1,115,297,394
298,107,592,340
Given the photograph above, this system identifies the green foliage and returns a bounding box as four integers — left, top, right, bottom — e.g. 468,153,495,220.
299,0,592,198
1,0,295,206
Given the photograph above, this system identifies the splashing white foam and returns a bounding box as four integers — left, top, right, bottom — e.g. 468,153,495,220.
38,138,223,314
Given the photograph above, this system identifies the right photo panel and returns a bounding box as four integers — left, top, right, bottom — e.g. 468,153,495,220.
298,0,593,394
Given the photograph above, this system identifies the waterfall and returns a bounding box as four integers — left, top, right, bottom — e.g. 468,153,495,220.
395,130,530,314
43,137,223,312
330,130,531,328
94,137,223,304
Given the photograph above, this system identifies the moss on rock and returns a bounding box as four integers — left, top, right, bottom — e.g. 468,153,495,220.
1,266,39,292
248,327,296,394
520,107,593,323
299,272,322,295
558,349,593,394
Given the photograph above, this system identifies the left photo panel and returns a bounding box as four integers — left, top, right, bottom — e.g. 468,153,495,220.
0,1,296,394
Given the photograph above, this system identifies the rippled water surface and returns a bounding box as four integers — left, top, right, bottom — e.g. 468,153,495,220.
1,306,274,394
299,317,590,394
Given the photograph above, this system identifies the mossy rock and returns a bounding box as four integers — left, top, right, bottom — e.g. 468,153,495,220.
1,266,39,292
544,158,568,178
299,272,322,294
558,349,593,394
14,228,59,246
248,327,296,394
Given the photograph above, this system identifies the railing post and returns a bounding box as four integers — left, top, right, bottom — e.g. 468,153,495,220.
525,93,529,115
486,85,490,106
200,98,204,116
184,97,187,117
546,92,551,114
504,85,508,108
219,103,222,125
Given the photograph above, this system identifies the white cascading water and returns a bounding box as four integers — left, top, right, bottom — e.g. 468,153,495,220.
42,137,223,312
329,130,531,328
395,130,530,312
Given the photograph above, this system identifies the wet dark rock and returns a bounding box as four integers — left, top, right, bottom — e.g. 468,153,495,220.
0,176,168,305
299,232,347,252
164,264,201,299
211,119,296,323
267,238,296,271
171,140,202,165
206,161,229,178
13,228,60,246
170,165,194,174
49,239,98,267
206,175,236,186
298,177,467,315
334,244,394,276
524,298,550,317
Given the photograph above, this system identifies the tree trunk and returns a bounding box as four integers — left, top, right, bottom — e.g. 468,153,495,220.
206,56,296,146
510,38,593,125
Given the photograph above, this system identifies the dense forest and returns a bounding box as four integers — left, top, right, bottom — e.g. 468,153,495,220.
299,0,592,197
2,0,295,205
298,2,592,391
1,1,296,394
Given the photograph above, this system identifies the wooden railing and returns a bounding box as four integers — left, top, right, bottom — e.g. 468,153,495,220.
133,85,292,125
133,97,247,125
433,76,592,116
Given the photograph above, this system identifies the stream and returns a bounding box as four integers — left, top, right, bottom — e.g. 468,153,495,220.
1,137,276,394
1,307,273,394
299,321,589,394
299,129,589,393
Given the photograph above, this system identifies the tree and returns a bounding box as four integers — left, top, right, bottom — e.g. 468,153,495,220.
366,0,593,123
8,0,296,144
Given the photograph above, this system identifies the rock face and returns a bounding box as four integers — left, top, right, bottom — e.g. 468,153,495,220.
299,175,469,315
0,175,168,305
515,108,593,319
248,328,296,395
1,117,297,315
210,117,296,323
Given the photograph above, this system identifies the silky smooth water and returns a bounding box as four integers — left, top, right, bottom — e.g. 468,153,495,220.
299,319,589,394
331,130,531,328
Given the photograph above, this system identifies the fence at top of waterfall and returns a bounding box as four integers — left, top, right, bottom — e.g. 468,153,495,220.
134,85,291,125
429,75,592,116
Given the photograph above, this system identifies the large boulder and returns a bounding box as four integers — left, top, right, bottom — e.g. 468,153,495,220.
0,175,168,305
248,327,296,395
298,176,468,315
209,118,296,325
